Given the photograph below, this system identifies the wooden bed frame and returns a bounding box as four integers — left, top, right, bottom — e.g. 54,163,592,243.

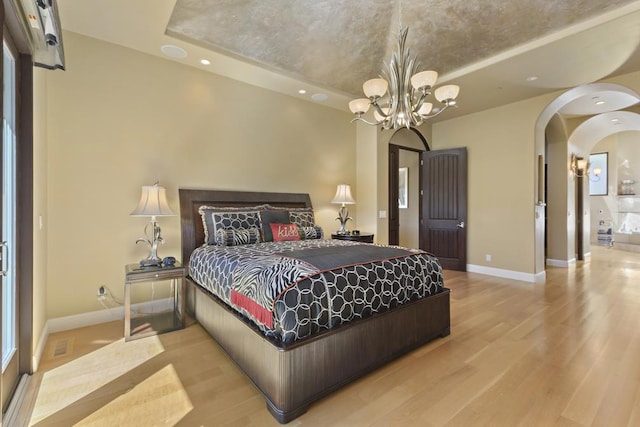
179,188,451,423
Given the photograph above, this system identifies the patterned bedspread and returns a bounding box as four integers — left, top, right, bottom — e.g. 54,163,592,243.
189,239,444,343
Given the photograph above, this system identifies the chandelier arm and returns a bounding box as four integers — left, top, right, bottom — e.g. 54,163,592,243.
413,113,424,127
371,102,390,118
411,91,429,114
350,117,383,126
419,103,458,120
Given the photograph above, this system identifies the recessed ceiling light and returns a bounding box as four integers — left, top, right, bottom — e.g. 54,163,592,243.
161,45,187,59
311,93,328,102
298,89,307,94
612,118,621,123
526,76,538,82
200,59,211,65
595,100,605,105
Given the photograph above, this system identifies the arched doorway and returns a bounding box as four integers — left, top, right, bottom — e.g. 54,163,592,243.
388,128,429,247
534,83,640,274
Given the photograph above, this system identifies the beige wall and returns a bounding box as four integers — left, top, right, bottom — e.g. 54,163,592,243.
355,122,378,238
431,95,554,274
37,32,640,322
42,32,355,318
545,114,572,263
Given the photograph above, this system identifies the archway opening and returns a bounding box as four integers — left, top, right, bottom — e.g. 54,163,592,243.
388,128,429,248
535,83,640,274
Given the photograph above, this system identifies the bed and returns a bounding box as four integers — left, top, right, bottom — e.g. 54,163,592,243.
179,188,450,423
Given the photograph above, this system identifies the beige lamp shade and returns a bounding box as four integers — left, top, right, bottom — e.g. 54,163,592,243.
331,184,356,205
130,183,175,217
576,158,589,171
435,84,460,102
411,70,438,90
363,78,388,98
374,106,390,122
349,98,371,115
417,102,433,116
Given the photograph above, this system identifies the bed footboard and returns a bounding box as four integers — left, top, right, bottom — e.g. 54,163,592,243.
187,278,450,423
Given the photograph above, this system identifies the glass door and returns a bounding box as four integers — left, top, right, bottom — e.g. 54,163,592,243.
1,37,19,413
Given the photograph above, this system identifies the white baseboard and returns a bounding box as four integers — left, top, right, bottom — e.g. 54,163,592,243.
467,264,539,283
47,305,124,334
34,299,172,369
546,258,576,268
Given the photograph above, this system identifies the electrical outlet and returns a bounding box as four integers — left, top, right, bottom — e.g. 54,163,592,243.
485,254,492,262
97,286,107,298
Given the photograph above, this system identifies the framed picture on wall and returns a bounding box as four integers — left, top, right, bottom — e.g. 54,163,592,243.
589,152,608,196
399,167,408,209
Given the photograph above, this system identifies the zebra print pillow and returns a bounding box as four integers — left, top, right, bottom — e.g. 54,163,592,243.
299,225,323,240
215,227,262,246
199,205,269,245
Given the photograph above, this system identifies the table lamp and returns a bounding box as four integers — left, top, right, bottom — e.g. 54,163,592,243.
331,184,356,234
130,182,175,267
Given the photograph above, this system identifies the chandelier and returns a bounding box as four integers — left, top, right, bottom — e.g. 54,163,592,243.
348,27,460,130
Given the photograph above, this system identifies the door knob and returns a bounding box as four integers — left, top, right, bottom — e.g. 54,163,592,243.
457,221,465,229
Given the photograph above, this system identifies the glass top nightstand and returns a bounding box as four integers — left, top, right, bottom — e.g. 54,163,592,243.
124,262,186,341
331,232,374,243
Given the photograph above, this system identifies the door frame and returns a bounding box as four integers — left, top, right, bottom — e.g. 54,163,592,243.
388,128,430,246
1,2,35,415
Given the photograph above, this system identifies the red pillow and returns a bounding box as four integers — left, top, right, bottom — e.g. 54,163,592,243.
270,223,300,242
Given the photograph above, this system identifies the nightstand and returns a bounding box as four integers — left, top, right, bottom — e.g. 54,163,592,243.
331,232,374,243
124,262,186,341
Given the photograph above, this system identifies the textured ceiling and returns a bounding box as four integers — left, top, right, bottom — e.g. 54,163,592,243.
166,0,640,97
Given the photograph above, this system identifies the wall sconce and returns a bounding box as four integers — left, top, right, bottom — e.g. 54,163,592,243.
570,154,590,178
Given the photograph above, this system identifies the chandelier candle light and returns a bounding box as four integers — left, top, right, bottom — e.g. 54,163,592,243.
332,184,356,234
130,182,175,267
349,27,460,130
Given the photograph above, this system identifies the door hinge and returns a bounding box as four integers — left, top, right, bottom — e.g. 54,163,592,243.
420,159,424,166
420,190,424,196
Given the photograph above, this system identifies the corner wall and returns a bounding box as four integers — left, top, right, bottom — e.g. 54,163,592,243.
432,95,554,275
43,31,355,319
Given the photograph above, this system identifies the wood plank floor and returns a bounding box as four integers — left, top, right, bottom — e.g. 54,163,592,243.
18,246,640,426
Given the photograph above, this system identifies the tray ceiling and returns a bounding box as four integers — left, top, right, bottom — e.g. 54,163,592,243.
58,0,640,122
166,0,640,97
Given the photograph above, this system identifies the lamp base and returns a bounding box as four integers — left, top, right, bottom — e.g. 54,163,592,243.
335,205,352,235
136,218,165,268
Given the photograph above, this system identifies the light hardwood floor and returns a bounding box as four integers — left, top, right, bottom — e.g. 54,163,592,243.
17,246,640,426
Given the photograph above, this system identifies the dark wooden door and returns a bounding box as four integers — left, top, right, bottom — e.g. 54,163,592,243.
576,175,585,260
421,147,468,271
388,145,400,245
